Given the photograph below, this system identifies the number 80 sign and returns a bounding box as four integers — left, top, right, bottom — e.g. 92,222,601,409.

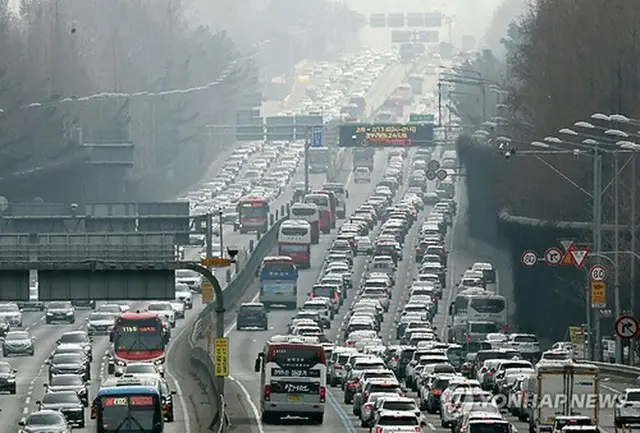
521,250,538,267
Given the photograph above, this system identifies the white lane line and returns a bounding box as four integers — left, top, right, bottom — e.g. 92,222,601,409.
165,322,192,433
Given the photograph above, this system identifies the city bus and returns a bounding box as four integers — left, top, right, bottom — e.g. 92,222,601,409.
304,192,332,234
92,385,164,432
254,335,327,424
236,196,270,234
322,182,349,219
448,288,507,344
258,256,299,310
108,311,166,376
278,220,312,268
290,203,320,244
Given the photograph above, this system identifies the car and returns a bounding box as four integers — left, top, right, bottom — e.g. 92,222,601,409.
236,302,268,330
70,299,96,309
45,301,75,324
37,390,86,428
47,353,90,382
175,283,193,309
615,388,640,426
45,374,89,406
57,331,93,361
0,361,17,394
86,311,116,336
169,300,186,319
355,236,373,255
18,410,71,433
122,362,163,378
2,330,35,356
354,166,372,183
147,302,176,328
17,283,45,311
0,303,23,326
0,320,9,337
175,269,203,292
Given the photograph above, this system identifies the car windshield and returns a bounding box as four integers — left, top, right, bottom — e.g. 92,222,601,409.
148,303,170,311
48,302,70,309
26,413,65,425
43,391,80,404
0,304,18,312
382,401,416,411
51,375,83,386
90,312,114,320
6,332,28,341
59,333,87,344
99,306,121,314
52,354,83,364
470,423,510,433
0,363,10,373
378,415,418,426
126,364,156,374
240,306,264,314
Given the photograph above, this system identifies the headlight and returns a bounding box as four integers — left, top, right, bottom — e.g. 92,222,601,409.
116,360,126,367
7,376,15,382
154,358,165,365
66,311,73,315
46,312,53,316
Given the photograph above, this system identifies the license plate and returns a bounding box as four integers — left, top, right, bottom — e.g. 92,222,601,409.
288,395,301,402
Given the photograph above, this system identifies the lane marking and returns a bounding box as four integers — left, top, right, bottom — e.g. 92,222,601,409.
165,322,192,433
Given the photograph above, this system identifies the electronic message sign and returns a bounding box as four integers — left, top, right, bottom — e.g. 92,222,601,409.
338,123,434,147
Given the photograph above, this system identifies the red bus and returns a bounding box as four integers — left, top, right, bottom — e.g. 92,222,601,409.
237,196,270,234
304,193,332,234
107,311,167,376
313,190,337,229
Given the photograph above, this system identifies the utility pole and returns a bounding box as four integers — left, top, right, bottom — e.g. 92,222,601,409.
304,126,310,194
437,82,442,126
631,153,637,365
591,147,603,360
614,153,622,363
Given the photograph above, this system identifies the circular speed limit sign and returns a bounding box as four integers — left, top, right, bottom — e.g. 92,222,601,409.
589,264,607,281
521,250,538,267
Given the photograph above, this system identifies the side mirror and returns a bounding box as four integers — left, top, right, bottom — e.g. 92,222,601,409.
171,390,177,395
254,358,261,373
18,420,25,427
86,380,91,384
43,383,48,387
56,339,60,344
44,359,50,365
12,369,17,373
35,400,41,405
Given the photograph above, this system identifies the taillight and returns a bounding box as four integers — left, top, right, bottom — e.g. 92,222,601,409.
415,428,422,432
335,364,342,370
466,333,472,342
264,385,271,401
432,389,442,396
487,371,494,377
503,324,509,333
91,406,97,418
364,392,370,400
163,403,168,412
348,381,357,389
376,427,384,433
319,386,326,403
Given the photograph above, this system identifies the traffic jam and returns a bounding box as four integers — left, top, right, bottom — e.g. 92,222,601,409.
246,144,612,433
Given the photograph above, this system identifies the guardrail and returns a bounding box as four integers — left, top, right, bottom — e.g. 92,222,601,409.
587,361,640,382
186,208,289,432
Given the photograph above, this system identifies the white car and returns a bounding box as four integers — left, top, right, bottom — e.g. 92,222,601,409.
354,166,372,183
147,302,176,328
0,303,23,326
169,301,185,319
175,284,193,309
175,270,202,292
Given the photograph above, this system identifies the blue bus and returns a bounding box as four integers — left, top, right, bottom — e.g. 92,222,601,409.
92,385,163,432
258,256,299,310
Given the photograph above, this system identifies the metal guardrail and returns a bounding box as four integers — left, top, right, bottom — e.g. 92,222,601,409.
586,361,640,382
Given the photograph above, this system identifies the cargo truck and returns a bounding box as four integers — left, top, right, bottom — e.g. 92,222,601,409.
528,362,599,433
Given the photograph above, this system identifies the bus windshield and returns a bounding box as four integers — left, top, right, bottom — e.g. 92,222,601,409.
305,196,328,207
291,207,317,217
267,345,324,368
259,261,297,279
238,202,268,219
114,320,164,352
99,395,160,432
281,227,308,237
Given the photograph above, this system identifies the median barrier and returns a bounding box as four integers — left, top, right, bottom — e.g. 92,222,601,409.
587,361,640,382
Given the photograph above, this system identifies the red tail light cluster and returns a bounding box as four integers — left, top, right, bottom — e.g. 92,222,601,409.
264,385,271,401
375,427,384,433
319,386,326,403
503,324,509,333
91,406,97,418
432,389,442,396
414,428,422,432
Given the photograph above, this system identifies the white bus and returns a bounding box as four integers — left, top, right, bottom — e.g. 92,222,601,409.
254,335,327,424
290,203,320,244
322,182,348,219
278,220,312,269
448,288,507,344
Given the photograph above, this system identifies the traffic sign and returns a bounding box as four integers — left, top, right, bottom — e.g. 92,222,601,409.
569,248,590,268
201,257,232,267
544,247,563,266
311,127,323,148
436,169,448,181
521,250,538,267
426,170,436,181
427,160,440,171
201,280,214,303
589,264,607,282
590,281,606,309
409,113,435,122
558,238,575,252
214,337,230,376
614,315,639,339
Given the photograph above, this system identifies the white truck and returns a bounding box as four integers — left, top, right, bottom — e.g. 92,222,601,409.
529,362,599,433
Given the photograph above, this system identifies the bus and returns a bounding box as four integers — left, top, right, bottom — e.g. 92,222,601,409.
304,192,332,234
258,256,299,310
322,182,348,219
290,203,320,244
313,189,337,229
448,288,507,344
308,147,329,173
236,196,270,234
92,385,163,433
254,335,327,424
108,311,166,376
278,220,312,268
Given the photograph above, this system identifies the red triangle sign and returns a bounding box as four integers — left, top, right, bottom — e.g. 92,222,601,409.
569,248,590,268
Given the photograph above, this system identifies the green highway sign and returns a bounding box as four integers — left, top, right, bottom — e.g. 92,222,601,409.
409,113,435,122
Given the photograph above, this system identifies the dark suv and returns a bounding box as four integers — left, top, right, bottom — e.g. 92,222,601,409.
236,303,268,331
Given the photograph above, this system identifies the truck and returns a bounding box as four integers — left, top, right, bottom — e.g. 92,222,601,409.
353,147,374,171
528,362,599,433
